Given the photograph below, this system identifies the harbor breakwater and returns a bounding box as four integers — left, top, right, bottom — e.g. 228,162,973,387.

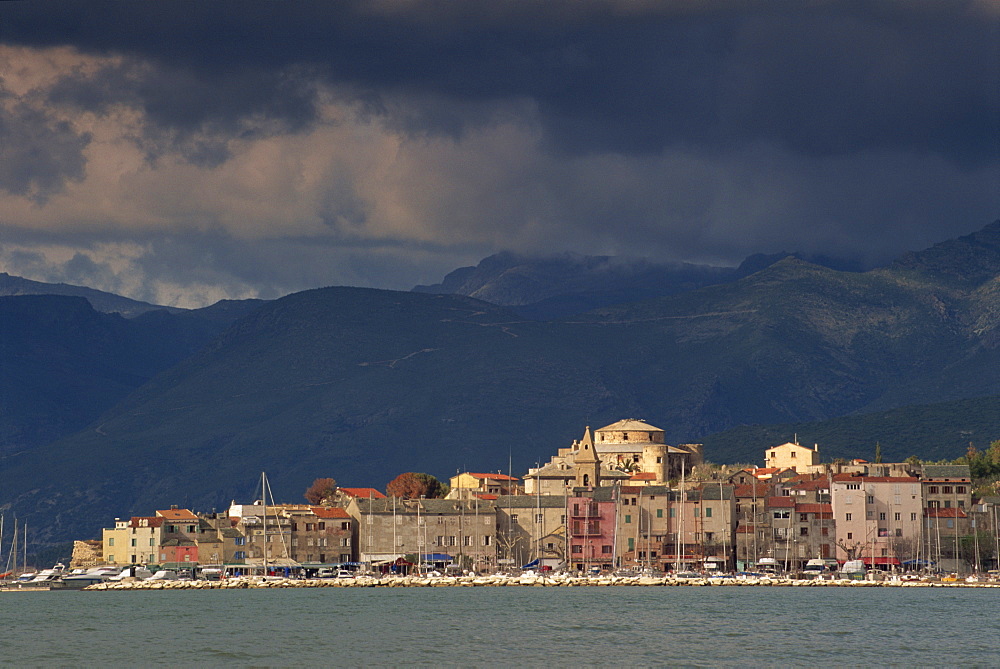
84,573,1000,591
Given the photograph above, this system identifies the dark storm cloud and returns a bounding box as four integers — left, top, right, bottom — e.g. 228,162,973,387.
0,98,90,200
4,1,996,163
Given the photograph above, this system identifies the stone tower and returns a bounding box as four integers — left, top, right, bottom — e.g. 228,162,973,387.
574,426,601,488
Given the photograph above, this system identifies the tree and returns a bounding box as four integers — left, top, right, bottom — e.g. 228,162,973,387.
836,539,865,561
874,442,882,464
386,472,448,499
304,477,338,505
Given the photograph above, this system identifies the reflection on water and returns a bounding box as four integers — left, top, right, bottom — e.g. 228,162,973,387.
0,586,997,666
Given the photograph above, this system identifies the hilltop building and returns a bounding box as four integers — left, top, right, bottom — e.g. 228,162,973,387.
764,441,820,473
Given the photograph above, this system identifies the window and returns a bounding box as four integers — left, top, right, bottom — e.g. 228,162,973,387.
928,486,939,494
790,451,797,458
845,513,853,521
628,538,635,550
957,486,966,494
107,554,115,562
895,528,903,537
943,486,952,494
894,512,901,521
318,522,325,530
464,536,472,547
946,519,954,529
705,507,713,518
867,495,874,504
845,495,853,505
625,514,632,524
149,538,155,546
234,537,246,546
234,551,246,560
800,513,809,522
572,545,583,554
846,533,852,540
694,507,701,518
800,527,808,536
821,527,829,536
560,515,566,524
879,512,886,521
866,511,873,519
602,545,612,554
535,514,543,523
108,538,115,546
482,535,491,546
911,513,917,521
511,514,519,523
846,483,860,490
669,508,676,518
656,509,663,518
131,538,137,547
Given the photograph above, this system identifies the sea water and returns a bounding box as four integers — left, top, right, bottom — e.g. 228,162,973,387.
2,586,999,666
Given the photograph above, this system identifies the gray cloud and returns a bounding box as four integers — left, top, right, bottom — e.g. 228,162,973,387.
0,1,996,305
0,99,90,201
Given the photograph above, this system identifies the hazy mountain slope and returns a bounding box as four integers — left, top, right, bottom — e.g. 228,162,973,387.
0,272,183,317
701,394,1000,466
413,250,866,319
0,295,264,455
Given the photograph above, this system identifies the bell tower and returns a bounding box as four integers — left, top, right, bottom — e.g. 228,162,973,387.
574,426,601,488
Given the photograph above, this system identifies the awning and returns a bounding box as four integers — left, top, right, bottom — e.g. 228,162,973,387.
862,557,900,565
521,559,540,569
421,553,453,562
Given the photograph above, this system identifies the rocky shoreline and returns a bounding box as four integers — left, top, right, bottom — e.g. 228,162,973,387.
83,574,1000,590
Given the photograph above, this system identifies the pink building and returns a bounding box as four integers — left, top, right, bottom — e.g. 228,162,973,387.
568,488,617,572
831,473,922,569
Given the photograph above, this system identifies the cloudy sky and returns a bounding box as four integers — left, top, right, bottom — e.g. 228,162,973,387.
1,1,997,307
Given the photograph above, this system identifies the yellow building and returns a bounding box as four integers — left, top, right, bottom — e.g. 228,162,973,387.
764,442,820,473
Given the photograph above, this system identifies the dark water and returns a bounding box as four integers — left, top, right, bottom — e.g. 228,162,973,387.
2,586,998,666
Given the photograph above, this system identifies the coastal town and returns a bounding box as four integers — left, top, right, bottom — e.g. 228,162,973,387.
7,419,1000,588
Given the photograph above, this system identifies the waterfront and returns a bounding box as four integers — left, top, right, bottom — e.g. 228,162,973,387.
2,587,998,666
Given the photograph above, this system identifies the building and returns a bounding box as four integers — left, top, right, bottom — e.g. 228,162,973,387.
593,419,703,480
348,496,497,572
764,442,820,473
286,506,355,564
449,472,521,499
831,473,923,570
102,516,165,566
567,487,618,573
494,495,568,569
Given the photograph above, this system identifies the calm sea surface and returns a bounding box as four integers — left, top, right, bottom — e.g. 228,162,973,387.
2,586,999,667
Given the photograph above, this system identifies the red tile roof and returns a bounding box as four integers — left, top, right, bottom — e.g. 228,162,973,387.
129,517,165,528
926,507,967,518
339,487,387,499
767,496,796,508
311,506,352,519
156,508,198,521
473,493,499,500
467,473,520,481
832,474,918,483
630,472,658,481
734,483,771,498
791,476,829,491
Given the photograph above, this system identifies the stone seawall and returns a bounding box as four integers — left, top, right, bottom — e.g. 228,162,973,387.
84,574,1000,591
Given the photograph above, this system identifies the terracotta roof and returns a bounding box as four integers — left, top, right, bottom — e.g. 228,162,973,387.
767,496,796,508
466,473,520,481
629,473,658,481
473,493,499,500
734,483,771,497
795,503,832,514
129,516,165,528
338,487,387,499
311,506,351,519
156,508,198,521
926,507,967,518
832,474,918,483
791,476,829,491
